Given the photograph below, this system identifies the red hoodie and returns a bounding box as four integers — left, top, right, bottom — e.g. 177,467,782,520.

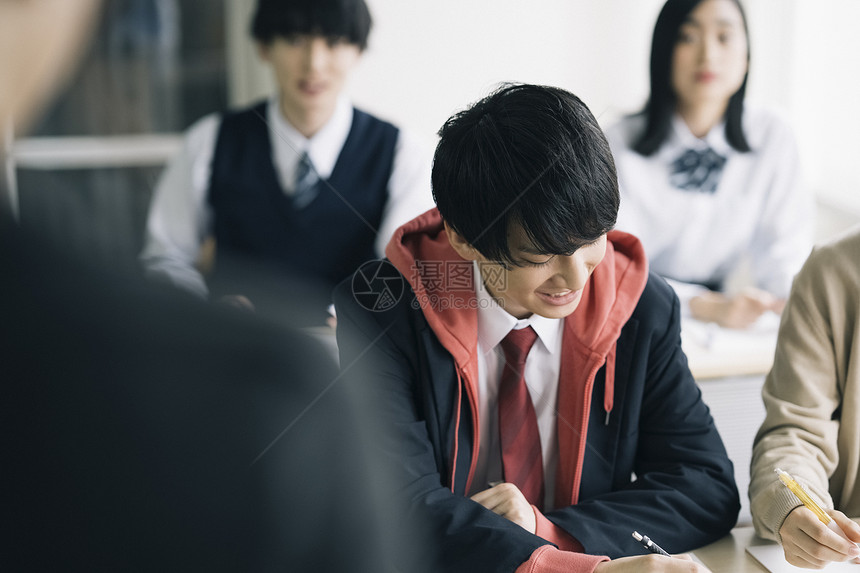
386,208,649,572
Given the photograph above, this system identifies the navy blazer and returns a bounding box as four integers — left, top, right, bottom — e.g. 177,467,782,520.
335,270,740,572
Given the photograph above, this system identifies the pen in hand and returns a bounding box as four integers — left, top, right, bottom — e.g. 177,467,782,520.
775,468,853,541
632,531,671,557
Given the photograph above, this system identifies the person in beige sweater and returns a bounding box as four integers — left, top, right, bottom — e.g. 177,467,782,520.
750,225,860,568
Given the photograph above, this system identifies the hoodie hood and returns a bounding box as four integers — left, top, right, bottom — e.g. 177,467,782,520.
386,207,649,505
386,208,647,363
386,208,481,377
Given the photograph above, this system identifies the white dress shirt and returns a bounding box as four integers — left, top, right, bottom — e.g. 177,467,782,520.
605,107,813,307
469,261,563,510
140,95,434,297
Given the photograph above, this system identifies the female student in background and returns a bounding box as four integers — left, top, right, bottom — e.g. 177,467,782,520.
605,0,813,329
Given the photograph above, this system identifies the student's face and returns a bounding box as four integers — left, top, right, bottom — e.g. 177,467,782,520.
670,0,748,112
259,35,361,123
447,223,608,320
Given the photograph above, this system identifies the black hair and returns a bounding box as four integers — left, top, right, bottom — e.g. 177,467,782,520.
632,0,751,156
432,83,619,269
251,0,372,50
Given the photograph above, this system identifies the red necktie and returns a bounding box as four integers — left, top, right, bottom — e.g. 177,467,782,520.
498,326,544,509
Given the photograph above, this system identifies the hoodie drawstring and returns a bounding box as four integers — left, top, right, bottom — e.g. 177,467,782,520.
604,343,616,425
450,369,463,492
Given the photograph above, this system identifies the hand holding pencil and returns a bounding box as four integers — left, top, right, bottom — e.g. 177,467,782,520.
590,531,712,572
592,554,710,572
775,468,860,569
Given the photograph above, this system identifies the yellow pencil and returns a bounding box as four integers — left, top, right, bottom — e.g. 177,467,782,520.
775,468,831,524
775,468,852,541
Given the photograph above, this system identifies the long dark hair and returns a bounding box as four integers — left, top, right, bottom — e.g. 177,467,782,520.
632,0,751,156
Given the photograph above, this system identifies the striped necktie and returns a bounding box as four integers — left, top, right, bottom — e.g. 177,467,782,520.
498,326,544,508
293,151,320,209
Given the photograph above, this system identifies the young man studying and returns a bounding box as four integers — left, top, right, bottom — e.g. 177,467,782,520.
334,84,739,572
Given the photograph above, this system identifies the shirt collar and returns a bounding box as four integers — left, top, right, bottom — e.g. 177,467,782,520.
474,261,562,354
670,112,731,156
266,95,354,181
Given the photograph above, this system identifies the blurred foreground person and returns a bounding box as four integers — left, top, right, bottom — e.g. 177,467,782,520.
1,1,397,570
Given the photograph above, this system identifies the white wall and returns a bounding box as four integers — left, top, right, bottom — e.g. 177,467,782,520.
227,0,665,143
789,1,860,220
227,0,860,239
352,0,665,146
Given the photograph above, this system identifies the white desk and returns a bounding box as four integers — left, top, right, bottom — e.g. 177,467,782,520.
692,526,769,572
682,315,780,526
694,522,860,572
682,313,780,381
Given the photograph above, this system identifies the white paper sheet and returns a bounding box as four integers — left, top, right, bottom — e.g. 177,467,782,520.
747,543,860,572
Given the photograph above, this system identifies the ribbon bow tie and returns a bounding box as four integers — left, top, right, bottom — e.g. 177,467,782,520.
669,147,727,194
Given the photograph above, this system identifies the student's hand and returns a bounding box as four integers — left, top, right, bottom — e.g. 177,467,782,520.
594,553,710,572
689,287,782,329
778,507,860,568
469,482,536,534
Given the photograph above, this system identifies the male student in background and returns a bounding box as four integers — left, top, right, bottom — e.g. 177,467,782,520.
335,83,739,572
140,0,433,323
1,0,399,569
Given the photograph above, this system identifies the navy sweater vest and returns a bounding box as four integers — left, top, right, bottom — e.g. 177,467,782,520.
207,101,398,297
